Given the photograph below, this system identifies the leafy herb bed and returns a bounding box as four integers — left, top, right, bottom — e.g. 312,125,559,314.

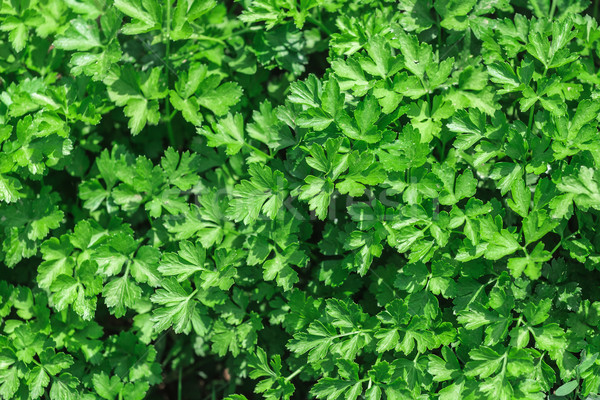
1,1,600,400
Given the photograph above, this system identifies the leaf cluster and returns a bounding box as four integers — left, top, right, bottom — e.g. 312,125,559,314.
1,0,600,400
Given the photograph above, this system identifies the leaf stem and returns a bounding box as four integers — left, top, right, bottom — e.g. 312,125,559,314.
285,365,305,382
332,329,371,339
501,349,509,375
177,367,183,400
515,316,523,328
244,142,273,160
439,32,466,60
165,0,176,148
221,27,259,38
527,106,535,133
550,230,579,254
194,34,226,44
190,24,260,42
306,15,333,36
369,268,397,297
188,289,199,300
413,351,421,362
549,0,557,20
435,11,442,58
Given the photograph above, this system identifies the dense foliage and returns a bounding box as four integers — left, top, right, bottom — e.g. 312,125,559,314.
1,0,600,399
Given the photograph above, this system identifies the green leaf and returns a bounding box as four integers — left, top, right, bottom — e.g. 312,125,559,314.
130,246,161,287
507,179,530,218
151,279,201,334
114,0,162,34
211,314,263,357
28,367,50,399
159,241,206,282
288,74,321,107
321,79,345,119
554,380,578,396
487,62,520,89
338,95,382,143
298,176,334,220
557,167,600,211
107,66,165,135
37,237,75,290
171,0,217,39
464,347,504,379
0,175,23,203
0,365,19,399
479,373,513,400
123,98,160,136
49,373,79,400
434,165,477,206
198,82,243,116
53,19,102,51
361,36,402,79
428,347,461,382
198,113,245,155
485,230,521,260
247,102,295,151
229,164,288,224
311,378,362,400
103,274,142,318
393,30,430,78
92,373,124,400
395,263,428,293
0,17,29,52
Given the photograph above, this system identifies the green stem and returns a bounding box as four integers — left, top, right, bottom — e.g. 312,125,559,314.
457,149,478,171
413,352,421,363
165,0,176,148
332,330,371,339
437,138,447,163
549,0,557,20
177,367,183,400
135,35,175,75
550,230,579,254
187,289,199,300
244,142,273,160
224,225,241,236
439,32,466,60
435,12,442,58
369,268,397,296
527,106,535,133
501,350,509,375
285,366,305,382
221,27,258,38
123,261,131,279
466,278,497,307
194,34,226,44
515,316,524,328
306,15,333,36
190,24,259,41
